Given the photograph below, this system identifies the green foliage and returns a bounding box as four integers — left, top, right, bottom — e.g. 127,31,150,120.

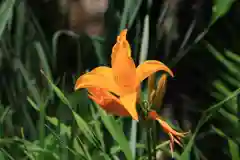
0,0,239,159
211,0,236,24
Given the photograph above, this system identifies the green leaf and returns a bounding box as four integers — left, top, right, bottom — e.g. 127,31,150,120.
206,43,240,80
0,149,13,160
14,1,25,56
97,105,133,160
225,50,240,64
228,139,240,160
0,150,5,160
92,38,107,65
35,42,52,83
205,87,240,114
72,111,100,147
212,0,235,24
180,86,240,159
40,70,70,106
127,0,144,29
40,71,100,149
119,0,132,31
27,97,92,160
219,109,238,126
179,131,196,160
0,0,15,39
213,80,237,114
212,126,240,160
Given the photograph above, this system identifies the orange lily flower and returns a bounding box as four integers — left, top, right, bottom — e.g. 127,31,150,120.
148,111,189,156
87,87,130,116
74,29,173,121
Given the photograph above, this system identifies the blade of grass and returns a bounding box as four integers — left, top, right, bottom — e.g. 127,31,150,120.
212,126,240,160
128,0,144,29
16,59,44,132
28,6,51,58
15,59,46,160
119,0,132,31
96,104,133,160
213,80,237,114
225,50,240,64
40,70,101,149
28,97,93,160
34,42,52,81
169,0,234,67
139,15,149,64
205,87,240,114
0,150,5,160
237,94,240,123
0,0,15,39
228,139,240,160
16,59,41,104
206,42,240,79
0,149,14,160
14,0,25,56
180,87,240,160
92,38,106,65
220,73,240,88
211,0,236,24
219,108,238,126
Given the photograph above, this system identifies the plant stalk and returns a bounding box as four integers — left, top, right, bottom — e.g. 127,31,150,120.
147,123,152,160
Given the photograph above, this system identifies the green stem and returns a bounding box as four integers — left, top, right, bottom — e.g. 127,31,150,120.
39,103,45,160
152,122,157,160
146,123,152,160
70,104,77,160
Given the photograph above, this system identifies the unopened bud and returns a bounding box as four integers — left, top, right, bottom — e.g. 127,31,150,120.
152,74,167,108
149,90,156,104
147,74,156,102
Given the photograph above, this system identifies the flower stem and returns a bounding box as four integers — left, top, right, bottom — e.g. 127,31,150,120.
147,123,152,160
152,122,157,160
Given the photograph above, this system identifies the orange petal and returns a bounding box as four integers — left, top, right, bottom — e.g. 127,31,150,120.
111,29,138,93
173,136,182,146
136,60,174,82
148,111,187,137
111,29,131,62
169,133,174,158
120,92,139,121
74,66,121,95
90,66,113,76
88,87,130,116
